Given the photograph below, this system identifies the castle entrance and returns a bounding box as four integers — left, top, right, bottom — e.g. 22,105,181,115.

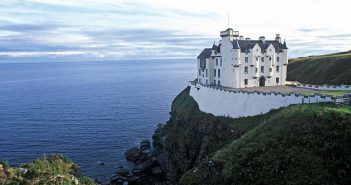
259,76,266,87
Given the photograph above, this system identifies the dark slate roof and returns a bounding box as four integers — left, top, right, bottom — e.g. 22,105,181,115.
231,39,287,53
233,40,240,49
197,48,212,59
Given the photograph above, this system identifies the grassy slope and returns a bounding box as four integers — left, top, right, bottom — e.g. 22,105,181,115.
176,87,351,185
287,50,351,85
0,154,96,185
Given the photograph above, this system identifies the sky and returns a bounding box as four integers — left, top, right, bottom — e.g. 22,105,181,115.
0,0,350,62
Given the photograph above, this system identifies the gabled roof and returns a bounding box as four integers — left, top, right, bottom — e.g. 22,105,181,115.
231,40,287,53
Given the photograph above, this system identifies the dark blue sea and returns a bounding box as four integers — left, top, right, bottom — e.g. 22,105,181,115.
0,59,195,181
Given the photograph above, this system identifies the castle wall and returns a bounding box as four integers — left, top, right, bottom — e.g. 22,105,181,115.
189,83,334,118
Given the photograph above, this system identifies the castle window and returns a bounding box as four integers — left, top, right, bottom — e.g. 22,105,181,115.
220,58,222,66
216,59,218,66
214,80,216,85
256,57,259,62
245,57,248,63
261,66,264,73
218,80,221,86
206,69,208,77
244,79,248,85
276,78,280,83
276,66,280,72
206,80,208,85
198,69,201,76
255,67,258,73
261,57,264,62
214,69,216,77
277,57,280,62
244,66,248,74
269,68,272,72
269,56,272,60
218,69,221,78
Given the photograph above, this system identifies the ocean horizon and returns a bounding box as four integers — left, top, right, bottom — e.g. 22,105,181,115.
0,59,196,181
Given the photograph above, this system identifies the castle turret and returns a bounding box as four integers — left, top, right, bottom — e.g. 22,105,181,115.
220,28,239,42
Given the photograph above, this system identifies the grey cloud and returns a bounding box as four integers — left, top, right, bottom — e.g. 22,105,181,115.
318,33,351,39
0,22,61,32
297,27,326,32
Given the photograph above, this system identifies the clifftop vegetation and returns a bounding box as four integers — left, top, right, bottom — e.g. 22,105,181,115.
0,154,96,185
287,50,351,85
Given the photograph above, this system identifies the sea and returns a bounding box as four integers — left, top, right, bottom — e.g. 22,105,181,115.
0,59,196,181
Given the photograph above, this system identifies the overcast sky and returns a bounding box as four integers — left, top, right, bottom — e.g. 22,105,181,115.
0,0,350,62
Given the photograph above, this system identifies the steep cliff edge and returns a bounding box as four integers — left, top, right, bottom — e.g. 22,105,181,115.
153,86,351,185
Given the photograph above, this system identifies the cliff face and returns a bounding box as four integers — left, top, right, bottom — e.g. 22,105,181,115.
152,86,280,183
153,86,351,185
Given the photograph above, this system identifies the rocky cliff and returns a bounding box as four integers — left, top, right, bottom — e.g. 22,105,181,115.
151,86,351,185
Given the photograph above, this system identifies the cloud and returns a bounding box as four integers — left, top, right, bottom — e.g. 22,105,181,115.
0,51,85,57
318,34,351,39
297,28,326,32
0,0,351,61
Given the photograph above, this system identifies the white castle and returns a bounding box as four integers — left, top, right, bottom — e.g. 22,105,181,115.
197,28,288,88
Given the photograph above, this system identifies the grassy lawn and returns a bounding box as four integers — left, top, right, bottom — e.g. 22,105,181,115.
293,90,351,97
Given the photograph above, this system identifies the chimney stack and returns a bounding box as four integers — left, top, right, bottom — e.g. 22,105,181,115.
275,34,281,42
259,36,265,43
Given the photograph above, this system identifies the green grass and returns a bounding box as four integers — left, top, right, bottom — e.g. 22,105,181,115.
211,104,351,185
287,50,351,85
292,90,351,97
2,154,96,185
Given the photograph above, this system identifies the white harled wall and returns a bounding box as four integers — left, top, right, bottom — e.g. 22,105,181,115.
190,84,334,118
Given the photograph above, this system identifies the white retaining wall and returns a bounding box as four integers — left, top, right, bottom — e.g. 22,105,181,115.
297,84,351,91
189,84,334,118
